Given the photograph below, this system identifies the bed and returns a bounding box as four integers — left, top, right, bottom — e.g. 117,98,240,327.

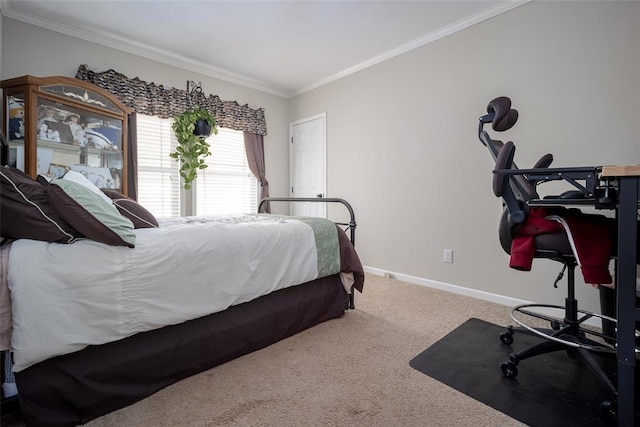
0,167,364,427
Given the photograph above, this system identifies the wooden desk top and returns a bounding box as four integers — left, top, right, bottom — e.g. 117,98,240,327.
601,164,640,177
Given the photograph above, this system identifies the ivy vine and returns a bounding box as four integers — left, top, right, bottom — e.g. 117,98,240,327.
169,108,218,190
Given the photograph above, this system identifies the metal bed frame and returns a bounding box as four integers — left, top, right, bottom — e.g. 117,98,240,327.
258,197,358,309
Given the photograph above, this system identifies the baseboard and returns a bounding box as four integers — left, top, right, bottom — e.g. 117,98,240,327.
363,266,603,328
364,266,529,307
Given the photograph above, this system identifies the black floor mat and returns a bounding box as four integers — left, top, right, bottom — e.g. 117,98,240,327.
410,318,637,427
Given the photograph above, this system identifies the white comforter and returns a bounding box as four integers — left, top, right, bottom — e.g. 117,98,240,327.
9,215,337,372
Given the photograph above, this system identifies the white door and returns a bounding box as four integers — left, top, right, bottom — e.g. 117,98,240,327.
290,113,326,217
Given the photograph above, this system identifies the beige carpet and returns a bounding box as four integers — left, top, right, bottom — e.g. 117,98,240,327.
7,274,527,426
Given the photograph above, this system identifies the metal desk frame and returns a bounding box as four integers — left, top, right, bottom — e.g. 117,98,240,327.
601,167,639,426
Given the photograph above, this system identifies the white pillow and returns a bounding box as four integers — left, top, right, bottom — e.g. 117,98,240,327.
62,169,114,206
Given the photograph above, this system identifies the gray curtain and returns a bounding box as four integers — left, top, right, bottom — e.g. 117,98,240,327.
243,132,270,213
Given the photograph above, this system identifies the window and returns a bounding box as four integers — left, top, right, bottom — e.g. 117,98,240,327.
136,115,257,217
137,115,181,218
196,128,257,215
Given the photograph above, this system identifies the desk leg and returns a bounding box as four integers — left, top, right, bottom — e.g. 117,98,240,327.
616,176,638,427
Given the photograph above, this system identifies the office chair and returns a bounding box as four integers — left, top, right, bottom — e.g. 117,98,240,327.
478,96,624,416
481,97,622,337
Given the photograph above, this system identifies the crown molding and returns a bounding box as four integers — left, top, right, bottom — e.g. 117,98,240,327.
2,0,530,99
292,0,530,97
0,0,289,97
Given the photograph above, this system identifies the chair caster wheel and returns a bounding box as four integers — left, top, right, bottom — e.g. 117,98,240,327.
599,400,617,420
550,320,561,330
500,331,514,345
501,362,518,378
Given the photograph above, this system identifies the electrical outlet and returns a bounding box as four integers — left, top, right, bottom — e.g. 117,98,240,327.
443,249,454,263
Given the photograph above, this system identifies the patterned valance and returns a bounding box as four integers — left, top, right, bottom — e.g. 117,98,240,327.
75,64,267,136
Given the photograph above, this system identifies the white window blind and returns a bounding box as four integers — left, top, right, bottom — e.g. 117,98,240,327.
136,115,257,217
195,128,257,216
136,114,181,218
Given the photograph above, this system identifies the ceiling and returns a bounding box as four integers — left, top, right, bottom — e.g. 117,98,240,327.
1,1,527,98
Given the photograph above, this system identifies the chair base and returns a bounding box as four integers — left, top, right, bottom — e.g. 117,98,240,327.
505,302,620,353
499,302,639,420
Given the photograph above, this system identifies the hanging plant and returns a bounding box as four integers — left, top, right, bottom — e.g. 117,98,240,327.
169,107,218,190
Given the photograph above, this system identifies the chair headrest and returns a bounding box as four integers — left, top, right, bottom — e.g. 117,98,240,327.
486,96,519,132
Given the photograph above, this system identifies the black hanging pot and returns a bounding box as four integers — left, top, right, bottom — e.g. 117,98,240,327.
194,119,212,137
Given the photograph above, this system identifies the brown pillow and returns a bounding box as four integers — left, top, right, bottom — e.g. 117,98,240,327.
101,189,159,229
47,179,136,248
0,167,79,243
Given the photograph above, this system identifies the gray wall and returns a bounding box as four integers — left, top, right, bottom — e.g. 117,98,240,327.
289,1,640,311
0,16,292,215
2,1,639,312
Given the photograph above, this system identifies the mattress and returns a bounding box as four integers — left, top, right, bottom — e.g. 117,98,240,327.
7,214,346,372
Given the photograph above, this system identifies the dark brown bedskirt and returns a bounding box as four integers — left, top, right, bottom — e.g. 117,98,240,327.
15,274,346,427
